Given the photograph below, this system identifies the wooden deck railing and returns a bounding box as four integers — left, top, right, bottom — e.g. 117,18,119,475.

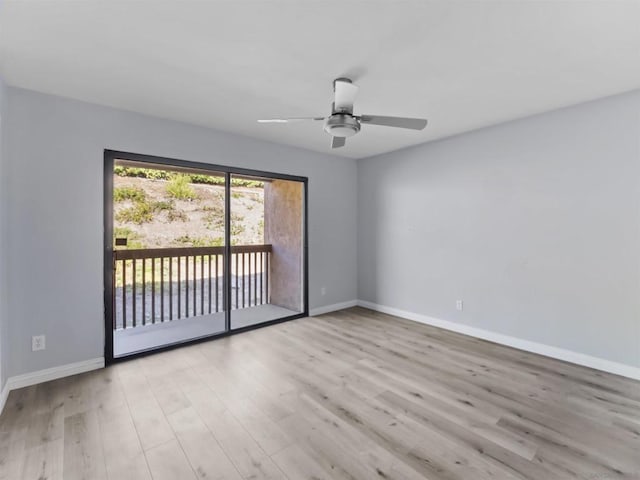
113,244,272,330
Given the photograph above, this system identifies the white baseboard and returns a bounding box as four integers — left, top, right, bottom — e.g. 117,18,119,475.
357,300,640,381
310,300,358,317
0,357,104,415
6,357,105,392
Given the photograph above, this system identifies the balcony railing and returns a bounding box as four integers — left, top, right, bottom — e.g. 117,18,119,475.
113,244,272,330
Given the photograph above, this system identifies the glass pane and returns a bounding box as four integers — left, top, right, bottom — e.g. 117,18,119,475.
112,160,226,357
230,175,304,329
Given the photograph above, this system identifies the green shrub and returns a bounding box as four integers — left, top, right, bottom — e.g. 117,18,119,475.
151,200,173,211
114,226,134,237
114,166,264,188
150,201,188,222
116,202,154,224
230,223,245,236
184,174,263,188
114,166,170,180
190,174,226,186
166,174,197,200
115,197,180,225
114,186,146,203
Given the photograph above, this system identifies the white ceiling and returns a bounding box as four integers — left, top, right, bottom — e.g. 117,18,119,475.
1,1,639,159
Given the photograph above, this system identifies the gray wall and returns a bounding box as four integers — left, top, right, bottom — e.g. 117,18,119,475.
0,77,8,390
358,90,640,367
5,87,358,377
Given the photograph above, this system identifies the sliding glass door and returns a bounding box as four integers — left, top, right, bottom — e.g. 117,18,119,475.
109,161,228,358
104,151,307,361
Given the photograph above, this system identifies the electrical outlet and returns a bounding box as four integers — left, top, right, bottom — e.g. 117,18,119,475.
321,286,327,296
456,300,464,312
32,335,46,351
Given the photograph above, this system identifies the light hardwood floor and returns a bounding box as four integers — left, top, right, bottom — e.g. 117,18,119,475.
1,307,639,479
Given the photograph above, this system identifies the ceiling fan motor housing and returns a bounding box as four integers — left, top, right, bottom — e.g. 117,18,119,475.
323,114,360,137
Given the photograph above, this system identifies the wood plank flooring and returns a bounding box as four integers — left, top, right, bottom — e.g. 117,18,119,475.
1,307,639,479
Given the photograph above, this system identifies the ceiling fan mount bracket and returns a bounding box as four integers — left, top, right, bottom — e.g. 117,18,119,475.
331,102,353,115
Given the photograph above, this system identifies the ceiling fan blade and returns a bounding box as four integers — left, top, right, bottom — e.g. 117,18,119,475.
257,117,324,123
331,136,346,149
333,79,359,113
358,115,427,130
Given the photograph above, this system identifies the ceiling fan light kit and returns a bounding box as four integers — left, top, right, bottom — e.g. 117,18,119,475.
323,114,360,137
258,77,428,149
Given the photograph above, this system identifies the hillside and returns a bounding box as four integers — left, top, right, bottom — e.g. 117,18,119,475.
113,175,265,249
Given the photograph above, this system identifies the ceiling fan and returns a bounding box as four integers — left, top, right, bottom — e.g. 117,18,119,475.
258,78,428,148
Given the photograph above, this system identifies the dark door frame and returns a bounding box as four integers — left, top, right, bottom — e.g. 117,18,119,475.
103,149,309,364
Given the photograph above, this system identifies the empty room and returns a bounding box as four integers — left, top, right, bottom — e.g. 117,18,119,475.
0,1,639,479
